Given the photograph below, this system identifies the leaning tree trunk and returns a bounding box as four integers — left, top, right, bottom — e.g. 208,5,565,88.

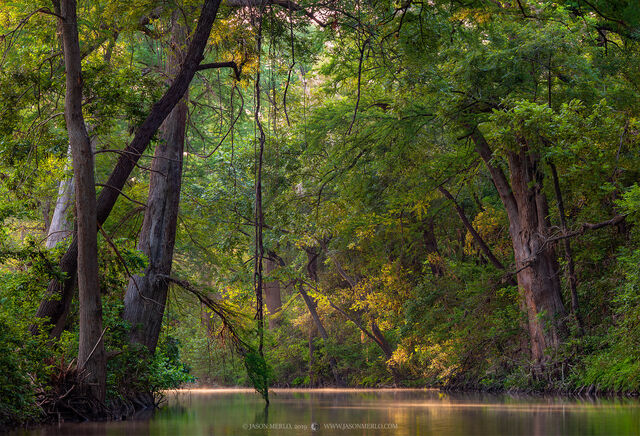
318,242,400,381
30,0,222,338
299,287,344,386
123,16,187,353
471,127,565,363
303,249,344,386
57,0,106,401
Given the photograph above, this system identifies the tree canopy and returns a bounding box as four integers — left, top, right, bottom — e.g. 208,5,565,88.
1,0,640,427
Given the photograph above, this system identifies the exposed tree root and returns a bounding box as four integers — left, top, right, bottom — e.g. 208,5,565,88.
36,357,157,423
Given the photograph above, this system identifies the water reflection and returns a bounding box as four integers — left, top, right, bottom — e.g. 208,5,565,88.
11,388,640,436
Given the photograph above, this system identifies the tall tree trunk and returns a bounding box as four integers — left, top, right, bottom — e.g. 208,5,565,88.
57,0,105,400
123,16,187,353
31,0,222,338
508,147,565,361
470,127,565,363
263,258,282,329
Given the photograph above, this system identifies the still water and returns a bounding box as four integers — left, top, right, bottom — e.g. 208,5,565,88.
14,388,640,435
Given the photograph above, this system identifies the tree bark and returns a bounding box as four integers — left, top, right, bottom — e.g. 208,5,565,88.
422,217,444,277
299,287,330,340
370,320,393,360
470,126,566,363
308,320,317,386
46,143,74,249
57,0,105,401
263,258,282,329
123,14,187,353
46,135,98,249
31,0,222,338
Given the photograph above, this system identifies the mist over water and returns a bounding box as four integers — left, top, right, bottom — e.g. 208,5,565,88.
13,389,640,436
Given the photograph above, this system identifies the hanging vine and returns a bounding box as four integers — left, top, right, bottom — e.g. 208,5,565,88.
251,0,269,405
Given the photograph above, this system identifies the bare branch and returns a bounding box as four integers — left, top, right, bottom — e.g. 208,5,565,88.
438,185,508,272
546,214,627,244
346,38,369,135
197,61,241,80
95,183,147,208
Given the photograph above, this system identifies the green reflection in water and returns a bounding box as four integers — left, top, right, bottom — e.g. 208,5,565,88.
12,389,640,436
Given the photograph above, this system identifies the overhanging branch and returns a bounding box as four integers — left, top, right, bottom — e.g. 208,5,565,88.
197,61,241,80
546,214,627,244
226,0,328,27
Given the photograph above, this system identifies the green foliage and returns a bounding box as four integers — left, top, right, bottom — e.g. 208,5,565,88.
0,315,41,429
243,348,271,402
106,338,195,401
574,246,640,392
2,0,640,428
0,242,66,428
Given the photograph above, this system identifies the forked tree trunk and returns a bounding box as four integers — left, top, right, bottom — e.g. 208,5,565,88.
471,127,565,363
57,0,105,401
31,0,222,338
123,16,187,353
508,147,565,360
